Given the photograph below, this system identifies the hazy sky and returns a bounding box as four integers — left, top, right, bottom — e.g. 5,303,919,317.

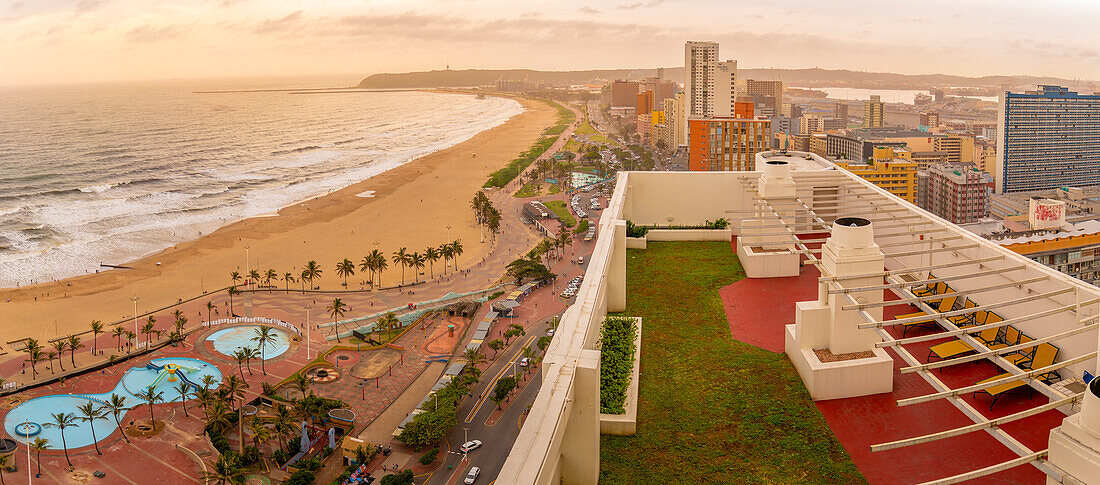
3,0,1100,86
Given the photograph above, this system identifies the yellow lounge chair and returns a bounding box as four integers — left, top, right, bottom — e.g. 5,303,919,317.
947,299,979,328
972,373,1032,410
1002,336,1034,365
895,311,938,337
927,339,973,362
987,326,1021,351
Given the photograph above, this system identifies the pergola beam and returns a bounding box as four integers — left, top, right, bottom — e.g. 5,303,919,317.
896,352,1097,407
899,320,1099,373
876,299,1090,347
916,451,1048,485
859,287,1074,329
828,264,1026,294
843,276,1048,311
819,255,1005,282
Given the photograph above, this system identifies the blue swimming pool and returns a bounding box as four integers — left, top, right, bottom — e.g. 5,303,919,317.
2,357,222,449
207,325,290,360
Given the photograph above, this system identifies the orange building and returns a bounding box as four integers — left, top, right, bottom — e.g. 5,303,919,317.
734,101,754,119
636,90,654,115
688,117,772,171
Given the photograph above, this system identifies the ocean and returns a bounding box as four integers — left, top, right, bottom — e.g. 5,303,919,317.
0,78,523,289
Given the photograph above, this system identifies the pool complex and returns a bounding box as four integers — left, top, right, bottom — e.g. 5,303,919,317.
207,325,291,360
3,357,222,449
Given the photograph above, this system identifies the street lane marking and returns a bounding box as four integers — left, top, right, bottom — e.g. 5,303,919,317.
464,335,535,423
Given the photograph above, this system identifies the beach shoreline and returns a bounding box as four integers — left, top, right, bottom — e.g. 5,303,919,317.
0,93,555,344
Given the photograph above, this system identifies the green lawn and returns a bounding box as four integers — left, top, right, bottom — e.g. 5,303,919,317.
575,119,599,135
543,200,576,227
600,242,865,485
514,182,541,198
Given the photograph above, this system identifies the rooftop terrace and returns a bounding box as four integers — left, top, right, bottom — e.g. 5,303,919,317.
497,152,1100,484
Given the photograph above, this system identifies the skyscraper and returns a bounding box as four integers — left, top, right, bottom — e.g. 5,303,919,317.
995,85,1100,193
684,41,719,118
863,95,884,128
745,80,783,115
713,60,738,117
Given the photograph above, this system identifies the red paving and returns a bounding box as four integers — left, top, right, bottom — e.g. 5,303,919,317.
718,236,1062,485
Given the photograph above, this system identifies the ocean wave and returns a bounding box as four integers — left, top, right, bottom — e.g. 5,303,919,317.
271,145,323,156
78,183,115,193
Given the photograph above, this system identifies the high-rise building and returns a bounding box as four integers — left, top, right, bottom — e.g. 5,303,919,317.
641,78,676,107
911,151,948,169
636,90,654,115
685,41,719,119
713,60,738,117
745,80,783,114
661,93,688,149
864,95,885,128
920,164,993,223
919,111,940,130
833,146,919,202
933,135,961,164
610,80,640,108
834,101,849,123
800,115,825,134
995,85,1100,193
688,115,771,171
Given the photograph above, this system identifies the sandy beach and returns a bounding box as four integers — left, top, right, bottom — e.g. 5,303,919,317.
0,95,555,345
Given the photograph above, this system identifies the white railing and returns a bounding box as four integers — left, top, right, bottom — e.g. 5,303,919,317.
204,316,303,336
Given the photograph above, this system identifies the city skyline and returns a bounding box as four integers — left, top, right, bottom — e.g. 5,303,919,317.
4,0,1100,86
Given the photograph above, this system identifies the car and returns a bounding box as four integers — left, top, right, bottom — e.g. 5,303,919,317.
464,466,481,484
460,440,482,453
547,328,555,336
519,357,530,367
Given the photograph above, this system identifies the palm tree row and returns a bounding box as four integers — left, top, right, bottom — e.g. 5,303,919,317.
471,191,503,243
22,335,84,379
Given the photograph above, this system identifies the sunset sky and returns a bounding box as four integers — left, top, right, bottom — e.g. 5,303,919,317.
3,0,1099,86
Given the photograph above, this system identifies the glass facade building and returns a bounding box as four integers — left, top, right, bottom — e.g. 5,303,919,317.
996,85,1100,193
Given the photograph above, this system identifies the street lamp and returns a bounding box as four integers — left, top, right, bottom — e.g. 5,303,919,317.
130,296,139,348
244,245,250,285
21,421,32,482
304,305,312,360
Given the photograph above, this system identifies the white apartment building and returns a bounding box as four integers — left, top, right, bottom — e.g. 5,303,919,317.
684,41,719,119
713,59,738,118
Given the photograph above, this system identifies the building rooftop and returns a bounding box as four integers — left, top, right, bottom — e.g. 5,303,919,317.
498,161,1100,484
755,150,836,172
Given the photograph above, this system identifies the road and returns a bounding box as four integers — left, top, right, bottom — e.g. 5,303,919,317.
423,315,556,485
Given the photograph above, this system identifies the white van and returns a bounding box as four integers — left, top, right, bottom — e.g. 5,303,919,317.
578,256,585,265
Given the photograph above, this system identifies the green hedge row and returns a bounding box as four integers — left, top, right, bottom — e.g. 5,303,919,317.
599,316,637,414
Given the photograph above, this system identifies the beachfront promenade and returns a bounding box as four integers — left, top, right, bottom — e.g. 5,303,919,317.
0,96,597,484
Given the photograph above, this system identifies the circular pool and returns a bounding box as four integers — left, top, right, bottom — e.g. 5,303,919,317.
207,325,291,360
3,357,222,449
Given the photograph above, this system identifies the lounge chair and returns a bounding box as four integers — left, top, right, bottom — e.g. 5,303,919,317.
894,311,938,337
934,295,959,313
987,326,1021,351
913,280,946,297
1001,335,1034,365
927,325,1000,362
946,299,979,327
972,342,1061,410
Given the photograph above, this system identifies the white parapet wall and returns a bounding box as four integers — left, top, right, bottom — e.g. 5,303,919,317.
599,317,642,435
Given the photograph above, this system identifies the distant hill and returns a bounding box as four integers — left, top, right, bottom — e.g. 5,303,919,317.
358,67,1096,92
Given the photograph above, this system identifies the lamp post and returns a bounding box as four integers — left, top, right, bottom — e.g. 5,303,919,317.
244,245,250,286
304,305,312,360
130,296,139,345
21,421,32,482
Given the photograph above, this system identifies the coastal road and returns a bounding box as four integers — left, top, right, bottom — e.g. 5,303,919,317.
423,315,556,485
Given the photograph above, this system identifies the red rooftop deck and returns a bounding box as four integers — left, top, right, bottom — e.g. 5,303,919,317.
720,237,1062,484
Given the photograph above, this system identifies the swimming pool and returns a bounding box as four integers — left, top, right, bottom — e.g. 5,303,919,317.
207,325,291,360
2,357,222,449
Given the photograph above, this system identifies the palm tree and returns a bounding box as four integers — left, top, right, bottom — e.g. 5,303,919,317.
46,350,57,373
294,374,311,400
247,269,260,290
359,255,374,288
272,404,295,452
221,375,249,452
463,348,487,369
326,298,348,343
450,240,464,270
227,286,241,315
303,260,322,290
125,331,136,351
440,243,454,274
203,452,246,485
300,269,310,291
136,386,164,423
30,437,49,477
76,401,108,455
371,250,388,287
230,271,241,287
173,315,187,341
410,252,426,283
264,269,278,288
377,312,400,340
425,246,440,279
246,417,271,449
44,412,77,466
242,347,257,375
176,380,193,418
141,318,156,348
233,349,249,378
105,393,131,443
392,248,409,285
0,452,8,484
23,339,42,379
111,327,124,351
335,258,355,287
283,272,295,293
89,320,104,356
203,400,232,433
195,385,215,416
51,340,67,371
66,335,82,369
252,326,278,375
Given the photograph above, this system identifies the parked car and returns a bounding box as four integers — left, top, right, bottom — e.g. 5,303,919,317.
460,440,483,453
519,357,530,367
547,328,555,336
464,466,481,484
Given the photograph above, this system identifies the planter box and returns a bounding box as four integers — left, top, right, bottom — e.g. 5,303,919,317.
626,229,732,250
600,317,642,435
